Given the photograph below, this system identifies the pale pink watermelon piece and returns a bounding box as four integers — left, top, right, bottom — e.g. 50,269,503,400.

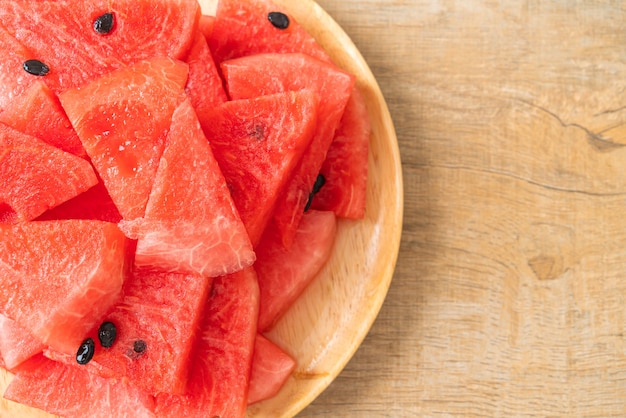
247,334,296,405
4,354,156,418
0,123,98,223
119,97,255,278
155,267,259,418
0,314,44,370
0,220,127,354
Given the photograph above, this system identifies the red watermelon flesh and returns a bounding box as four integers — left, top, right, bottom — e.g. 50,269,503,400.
201,90,318,247
311,86,370,218
256,210,337,332
0,27,37,112
0,220,127,354
155,267,259,418
222,52,354,248
0,81,85,157
59,57,189,221
4,354,156,418
119,96,255,277
247,334,296,405
198,15,216,40
0,314,44,371
209,0,331,65
0,0,199,93
0,123,98,223
185,30,228,119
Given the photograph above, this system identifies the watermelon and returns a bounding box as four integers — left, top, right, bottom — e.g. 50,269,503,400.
0,26,37,112
119,97,255,277
209,0,331,65
0,0,199,93
247,334,296,405
222,52,354,247
0,81,85,157
0,220,127,354
0,314,44,371
311,86,370,218
256,210,337,331
198,15,216,40
0,123,98,223
200,90,318,246
155,267,259,417
59,57,189,221
4,354,156,418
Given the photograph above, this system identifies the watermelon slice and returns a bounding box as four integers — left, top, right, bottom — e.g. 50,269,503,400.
0,123,98,223
4,354,156,418
256,210,337,331
201,90,318,246
0,220,127,354
119,97,255,277
155,267,259,418
0,26,37,112
0,314,44,371
209,0,331,65
0,0,199,93
59,57,189,221
222,52,354,248
311,86,370,218
0,81,85,157
247,334,296,405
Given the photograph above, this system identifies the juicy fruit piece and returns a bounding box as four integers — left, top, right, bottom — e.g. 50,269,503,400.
0,81,85,157
60,57,189,221
0,220,127,354
0,0,199,93
201,90,318,246
247,334,296,405
4,354,156,418
119,97,255,277
0,123,98,223
222,52,354,247
0,314,44,370
155,267,259,418
209,0,330,64
311,86,370,218
256,210,337,331
0,27,36,112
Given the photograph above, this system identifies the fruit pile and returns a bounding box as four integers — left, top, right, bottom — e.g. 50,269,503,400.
0,0,370,416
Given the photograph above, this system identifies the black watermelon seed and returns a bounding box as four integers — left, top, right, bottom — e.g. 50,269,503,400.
22,59,49,76
268,11,290,30
94,12,115,34
76,338,95,365
133,339,147,354
98,321,117,348
304,174,326,212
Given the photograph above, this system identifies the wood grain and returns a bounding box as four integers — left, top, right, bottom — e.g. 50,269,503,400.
301,0,626,416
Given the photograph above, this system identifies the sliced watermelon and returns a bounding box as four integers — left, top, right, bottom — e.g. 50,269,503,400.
198,14,216,40
201,90,318,246
59,57,189,221
155,267,259,418
222,52,354,247
4,354,156,418
0,26,37,112
0,220,127,354
0,0,199,93
0,123,98,223
311,86,370,218
256,210,337,331
247,334,296,405
0,314,44,371
0,81,85,157
119,96,255,277
209,0,330,65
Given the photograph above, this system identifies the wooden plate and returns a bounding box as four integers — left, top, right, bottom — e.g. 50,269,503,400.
0,0,403,417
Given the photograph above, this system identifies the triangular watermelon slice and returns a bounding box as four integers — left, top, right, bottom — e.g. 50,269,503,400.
0,0,199,93
0,220,127,354
0,123,98,223
155,267,259,418
59,57,189,221
222,52,354,248
119,97,255,278
247,334,296,405
0,314,44,371
201,90,318,246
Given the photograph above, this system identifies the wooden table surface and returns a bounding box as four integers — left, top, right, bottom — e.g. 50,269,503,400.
301,1,626,416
